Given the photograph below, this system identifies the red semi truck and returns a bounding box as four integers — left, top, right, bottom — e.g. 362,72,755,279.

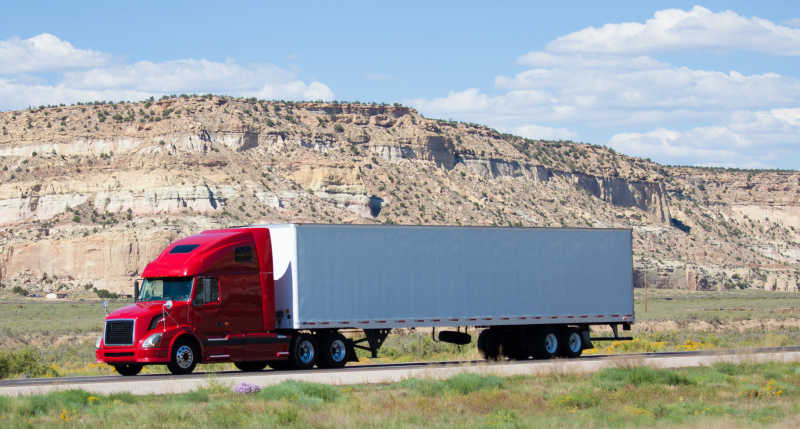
96,224,634,376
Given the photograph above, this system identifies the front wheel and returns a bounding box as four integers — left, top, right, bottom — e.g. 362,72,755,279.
167,339,199,375
234,361,268,372
114,363,143,376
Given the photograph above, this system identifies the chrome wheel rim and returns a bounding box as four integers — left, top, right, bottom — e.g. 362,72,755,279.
329,339,346,363
544,333,558,354
298,339,315,364
175,345,194,369
568,332,582,353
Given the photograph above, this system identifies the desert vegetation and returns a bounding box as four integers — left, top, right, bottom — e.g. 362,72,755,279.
1,288,799,379
2,362,800,427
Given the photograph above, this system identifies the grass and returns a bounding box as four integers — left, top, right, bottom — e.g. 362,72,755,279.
2,362,800,427
633,288,800,322
1,288,799,378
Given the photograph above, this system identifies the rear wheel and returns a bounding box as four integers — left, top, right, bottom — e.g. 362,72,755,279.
234,361,269,372
560,328,584,358
167,339,199,375
477,328,501,360
114,363,143,376
318,332,348,369
290,334,317,369
534,327,559,359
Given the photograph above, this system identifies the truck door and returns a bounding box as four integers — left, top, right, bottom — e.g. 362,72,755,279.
191,277,226,359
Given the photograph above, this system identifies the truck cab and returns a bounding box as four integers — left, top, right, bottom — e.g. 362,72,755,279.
95,228,290,375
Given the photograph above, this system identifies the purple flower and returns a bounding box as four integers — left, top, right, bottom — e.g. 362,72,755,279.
233,382,262,394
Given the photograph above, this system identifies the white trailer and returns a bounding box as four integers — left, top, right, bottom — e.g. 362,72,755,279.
258,224,634,360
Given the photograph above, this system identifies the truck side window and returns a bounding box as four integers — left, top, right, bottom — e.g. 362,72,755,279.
234,246,253,263
193,277,219,305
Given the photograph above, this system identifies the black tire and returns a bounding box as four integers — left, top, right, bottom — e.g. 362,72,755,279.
267,360,292,370
533,327,559,359
318,332,348,369
560,328,584,358
289,334,317,370
167,338,199,375
477,328,500,360
234,361,269,372
499,328,532,360
114,363,143,376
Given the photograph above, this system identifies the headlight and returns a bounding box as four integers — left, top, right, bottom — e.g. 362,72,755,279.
142,332,163,349
96,335,102,349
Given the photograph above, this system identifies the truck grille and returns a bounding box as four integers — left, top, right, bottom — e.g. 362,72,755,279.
105,320,134,346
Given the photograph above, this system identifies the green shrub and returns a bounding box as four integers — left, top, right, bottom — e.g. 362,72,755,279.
333,123,344,133
443,373,504,394
0,348,52,379
399,373,504,396
11,286,28,296
93,288,118,299
259,380,340,406
18,389,91,417
593,366,694,391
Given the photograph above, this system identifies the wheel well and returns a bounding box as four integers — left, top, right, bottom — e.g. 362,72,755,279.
170,333,201,355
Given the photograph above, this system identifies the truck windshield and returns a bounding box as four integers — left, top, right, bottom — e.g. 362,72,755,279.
138,277,193,302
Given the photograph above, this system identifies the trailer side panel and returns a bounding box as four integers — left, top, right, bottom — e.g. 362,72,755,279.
281,225,632,329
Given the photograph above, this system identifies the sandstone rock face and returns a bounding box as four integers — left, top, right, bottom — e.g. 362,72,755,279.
0,96,798,293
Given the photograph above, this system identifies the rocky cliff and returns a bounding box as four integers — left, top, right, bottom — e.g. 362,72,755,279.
0,95,797,294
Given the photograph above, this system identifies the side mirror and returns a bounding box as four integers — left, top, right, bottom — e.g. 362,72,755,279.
164,300,173,311
133,280,140,301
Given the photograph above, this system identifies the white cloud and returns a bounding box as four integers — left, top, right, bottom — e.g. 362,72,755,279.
0,78,152,108
609,108,800,167
0,33,108,74
60,59,334,101
549,6,800,56
513,124,577,141
785,18,800,28
0,35,334,110
410,6,800,168
413,53,800,130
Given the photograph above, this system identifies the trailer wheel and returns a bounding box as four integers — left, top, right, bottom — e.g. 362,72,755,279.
561,328,583,358
477,328,500,360
290,334,317,369
167,338,199,375
234,361,269,372
534,328,559,359
114,363,143,376
317,332,348,369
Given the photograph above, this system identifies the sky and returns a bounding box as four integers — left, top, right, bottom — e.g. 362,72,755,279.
1,1,799,169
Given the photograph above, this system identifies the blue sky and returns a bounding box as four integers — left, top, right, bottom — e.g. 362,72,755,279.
2,1,799,169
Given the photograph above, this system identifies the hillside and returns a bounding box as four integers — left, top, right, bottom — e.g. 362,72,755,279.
0,95,798,294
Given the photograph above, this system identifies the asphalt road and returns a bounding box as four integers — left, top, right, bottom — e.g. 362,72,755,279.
2,346,800,396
